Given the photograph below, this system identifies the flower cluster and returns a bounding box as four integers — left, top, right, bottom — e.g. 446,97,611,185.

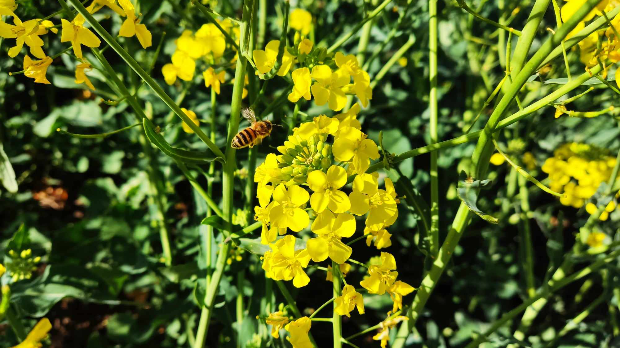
161,20,238,88
251,9,373,111
5,249,40,282
255,109,414,346
0,0,151,88
542,143,619,220
563,0,620,72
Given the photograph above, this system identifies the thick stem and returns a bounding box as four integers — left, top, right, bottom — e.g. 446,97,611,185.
194,1,251,346
428,0,439,258
391,2,603,345
332,262,342,348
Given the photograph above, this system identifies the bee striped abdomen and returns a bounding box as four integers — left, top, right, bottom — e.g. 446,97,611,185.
232,127,257,148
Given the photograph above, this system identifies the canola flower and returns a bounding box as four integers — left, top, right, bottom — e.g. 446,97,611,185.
0,11,48,59
289,9,312,36
75,62,96,90
254,112,414,348
11,318,52,348
251,18,373,111
373,312,409,348
180,108,200,134
542,143,619,220
265,310,290,338
203,67,226,94
118,0,152,49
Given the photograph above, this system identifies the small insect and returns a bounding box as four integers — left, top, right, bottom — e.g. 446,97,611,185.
231,107,273,149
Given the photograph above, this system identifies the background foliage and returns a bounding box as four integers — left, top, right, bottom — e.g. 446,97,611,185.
1,0,620,347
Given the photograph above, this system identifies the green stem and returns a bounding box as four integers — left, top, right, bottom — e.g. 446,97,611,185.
5,307,26,341
56,123,141,138
428,0,439,258
517,174,536,298
465,248,620,348
236,270,245,348
177,163,224,219
90,47,173,266
456,0,522,36
544,293,606,347
67,0,225,160
309,297,336,319
194,2,252,346
369,34,415,88
327,0,392,54
332,261,342,348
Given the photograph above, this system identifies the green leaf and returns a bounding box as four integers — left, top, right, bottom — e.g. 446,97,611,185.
158,263,200,283
201,215,230,231
101,151,125,174
7,224,30,251
143,119,219,164
193,281,206,308
457,174,498,224
0,143,17,193
33,111,60,138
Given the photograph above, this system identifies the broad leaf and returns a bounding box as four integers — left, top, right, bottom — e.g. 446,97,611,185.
457,174,498,224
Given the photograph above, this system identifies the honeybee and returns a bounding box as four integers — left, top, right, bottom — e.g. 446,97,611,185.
231,108,273,149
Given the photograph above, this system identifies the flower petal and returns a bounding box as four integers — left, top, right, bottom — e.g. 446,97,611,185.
306,237,329,262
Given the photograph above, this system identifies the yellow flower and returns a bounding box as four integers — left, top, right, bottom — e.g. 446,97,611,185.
360,252,398,295
307,211,355,264
118,0,152,48
307,165,350,213
364,223,392,249
0,14,46,58
326,263,351,282
161,50,196,85
334,284,364,317
35,20,57,35
196,23,226,58
265,311,289,338
181,108,199,133
490,153,505,165
333,127,380,174
298,38,313,54
311,65,349,111
262,235,311,287
373,313,409,348
289,9,312,35
523,152,536,170
255,183,286,244
398,57,408,67
388,280,415,313
0,0,17,11
587,231,607,248
294,115,339,140
285,316,313,348
334,103,362,135
176,30,206,59
11,318,52,348
616,67,620,89
255,153,283,185
253,40,294,76
203,67,226,94
288,68,312,103
75,62,95,90
0,263,5,277
269,184,310,232
23,55,52,84
60,19,101,59
334,52,372,107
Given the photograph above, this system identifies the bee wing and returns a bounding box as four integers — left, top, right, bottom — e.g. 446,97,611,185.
242,107,257,124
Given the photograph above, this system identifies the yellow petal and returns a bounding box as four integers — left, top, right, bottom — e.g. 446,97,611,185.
328,190,350,213
307,170,328,192
326,165,347,188
332,213,355,238
306,237,329,262
310,191,329,213
329,238,352,264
